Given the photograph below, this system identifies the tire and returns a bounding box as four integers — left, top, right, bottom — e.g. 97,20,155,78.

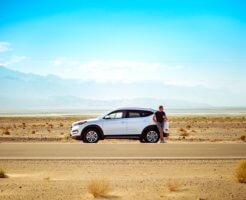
83,129,100,143
139,136,146,143
143,128,159,143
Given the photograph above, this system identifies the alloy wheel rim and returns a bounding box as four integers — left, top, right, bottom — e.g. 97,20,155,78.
86,131,98,142
146,131,158,142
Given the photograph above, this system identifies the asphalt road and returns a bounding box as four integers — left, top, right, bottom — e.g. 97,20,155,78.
0,143,245,160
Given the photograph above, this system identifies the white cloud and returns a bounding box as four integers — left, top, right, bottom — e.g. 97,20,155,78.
0,55,27,66
51,58,203,87
0,42,27,67
52,57,80,66
54,58,174,78
0,42,11,52
77,60,163,83
163,79,201,87
53,59,64,66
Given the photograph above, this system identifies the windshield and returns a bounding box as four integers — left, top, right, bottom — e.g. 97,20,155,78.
97,111,110,119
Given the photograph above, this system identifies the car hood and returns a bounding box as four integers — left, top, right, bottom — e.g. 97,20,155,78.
72,118,98,126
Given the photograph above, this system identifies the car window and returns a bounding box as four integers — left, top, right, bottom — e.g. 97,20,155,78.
140,111,153,117
127,110,153,118
128,111,141,118
107,111,123,119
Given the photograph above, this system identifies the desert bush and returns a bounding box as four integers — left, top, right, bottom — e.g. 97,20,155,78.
63,134,70,140
191,130,196,133
32,130,36,134
167,179,183,192
43,176,50,181
240,135,246,141
3,129,10,135
48,124,54,128
179,128,189,137
60,132,64,135
87,178,113,198
59,123,64,127
0,169,7,178
235,160,246,183
180,132,189,137
186,125,191,129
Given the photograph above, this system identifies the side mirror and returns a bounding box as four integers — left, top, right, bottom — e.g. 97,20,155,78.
104,115,111,119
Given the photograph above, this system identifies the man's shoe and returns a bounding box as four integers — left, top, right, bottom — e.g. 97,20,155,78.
160,140,166,143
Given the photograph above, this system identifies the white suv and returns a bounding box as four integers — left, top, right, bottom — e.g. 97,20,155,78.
70,107,167,143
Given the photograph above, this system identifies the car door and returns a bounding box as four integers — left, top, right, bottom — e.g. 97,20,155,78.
102,110,127,135
125,110,147,135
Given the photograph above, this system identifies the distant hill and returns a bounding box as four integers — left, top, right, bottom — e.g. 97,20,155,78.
0,66,221,110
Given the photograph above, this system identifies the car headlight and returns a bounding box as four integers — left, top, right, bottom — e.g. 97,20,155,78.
73,121,87,126
72,129,79,134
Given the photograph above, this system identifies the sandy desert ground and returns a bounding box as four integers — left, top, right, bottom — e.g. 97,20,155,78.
0,160,245,200
0,116,245,200
0,115,246,143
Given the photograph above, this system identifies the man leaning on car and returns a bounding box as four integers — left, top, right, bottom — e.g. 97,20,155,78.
153,105,168,143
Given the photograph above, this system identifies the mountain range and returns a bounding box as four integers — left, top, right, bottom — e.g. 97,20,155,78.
0,66,239,110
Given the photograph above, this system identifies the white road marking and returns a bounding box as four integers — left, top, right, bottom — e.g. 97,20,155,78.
1,156,246,160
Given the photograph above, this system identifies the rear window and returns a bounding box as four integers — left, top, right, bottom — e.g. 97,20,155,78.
128,111,141,118
127,110,153,118
140,111,153,117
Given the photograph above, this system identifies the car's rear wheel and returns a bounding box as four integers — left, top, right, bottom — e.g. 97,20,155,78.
139,137,146,143
83,129,100,143
144,129,159,143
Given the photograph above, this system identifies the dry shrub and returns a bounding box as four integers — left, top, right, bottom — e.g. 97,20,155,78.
87,178,113,198
240,135,246,141
179,128,189,137
49,124,54,129
180,132,189,137
186,125,191,129
167,179,183,192
63,134,70,140
43,176,50,181
0,169,7,178
59,123,64,127
32,130,36,134
235,160,246,183
60,132,64,135
191,130,196,133
3,129,10,135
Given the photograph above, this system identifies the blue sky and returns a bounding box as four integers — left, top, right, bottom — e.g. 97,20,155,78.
0,0,246,106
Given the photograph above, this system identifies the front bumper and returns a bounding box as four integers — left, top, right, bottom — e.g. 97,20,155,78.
70,134,82,139
70,126,81,138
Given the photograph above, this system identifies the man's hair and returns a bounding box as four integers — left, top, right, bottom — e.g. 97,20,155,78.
159,105,163,109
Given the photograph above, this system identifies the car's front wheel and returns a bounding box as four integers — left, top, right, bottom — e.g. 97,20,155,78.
83,129,100,143
143,129,159,143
